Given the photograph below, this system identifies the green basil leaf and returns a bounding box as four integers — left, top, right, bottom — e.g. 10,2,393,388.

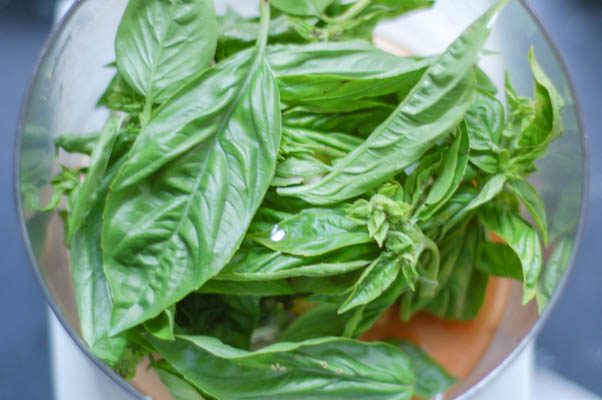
476,241,523,280
310,0,433,42
218,245,375,281
68,116,124,241
344,276,409,338
198,279,295,296
149,335,415,400
475,66,498,95
441,174,507,235
115,0,217,105
479,206,543,303
248,208,372,257
27,165,79,212
175,293,259,349
283,105,393,137
518,49,565,151
97,72,144,113
425,221,488,320
418,124,469,220
339,252,401,313
273,156,330,187
216,12,302,60
271,0,335,17
281,126,363,159
156,367,206,400
509,50,565,173
69,164,130,367
281,303,351,342
507,178,549,245
503,71,534,140
279,1,509,204
465,90,504,151
469,150,500,174
399,226,465,319
536,237,573,313
290,271,363,296
144,305,176,341
103,8,280,334
393,341,456,399
55,132,100,156
267,40,430,108
293,96,396,114
420,186,476,236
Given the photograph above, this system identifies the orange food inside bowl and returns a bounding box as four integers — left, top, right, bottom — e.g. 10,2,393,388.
362,277,512,379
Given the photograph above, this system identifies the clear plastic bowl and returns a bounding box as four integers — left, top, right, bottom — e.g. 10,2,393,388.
15,0,587,398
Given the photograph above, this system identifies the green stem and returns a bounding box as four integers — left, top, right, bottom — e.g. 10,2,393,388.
256,0,271,55
141,98,153,129
322,0,370,24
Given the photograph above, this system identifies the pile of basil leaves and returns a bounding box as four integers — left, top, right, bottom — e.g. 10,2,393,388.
44,0,567,398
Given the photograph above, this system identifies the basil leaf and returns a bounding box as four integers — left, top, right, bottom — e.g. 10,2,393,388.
339,252,401,313
518,49,565,152
55,132,100,156
281,126,363,159
70,162,130,366
344,277,409,338
281,303,351,342
465,90,504,151
504,71,534,139
115,0,217,105
304,0,433,42
27,165,79,212
217,12,302,60
536,237,573,313
509,50,565,174
149,335,415,400
507,178,549,245
394,341,456,399
249,208,372,256
425,221,488,320
475,66,498,95
267,41,430,109
156,367,206,400
476,241,523,280
479,206,543,303
218,245,375,281
290,271,362,296
144,305,176,341
103,7,280,334
283,105,393,137
97,72,144,113
271,0,335,17
68,116,124,241
418,124,469,220
175,293,259,349
279,1,509,204
399,226,465,319
273,156,330,187
198,279,295,296
441,174,507,235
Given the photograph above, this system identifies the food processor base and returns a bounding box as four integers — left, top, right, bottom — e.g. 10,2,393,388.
50,311,599,400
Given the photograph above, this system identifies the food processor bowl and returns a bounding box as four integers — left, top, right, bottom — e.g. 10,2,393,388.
15,0,587,398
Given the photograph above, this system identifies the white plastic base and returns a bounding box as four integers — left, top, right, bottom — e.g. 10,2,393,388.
48,312,540,400
50,312,601,400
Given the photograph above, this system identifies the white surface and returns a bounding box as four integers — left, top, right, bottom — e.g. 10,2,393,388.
50,313,135,400
534,369,601,400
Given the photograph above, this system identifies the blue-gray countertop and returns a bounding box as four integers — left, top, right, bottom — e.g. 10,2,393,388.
0,0,600,398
